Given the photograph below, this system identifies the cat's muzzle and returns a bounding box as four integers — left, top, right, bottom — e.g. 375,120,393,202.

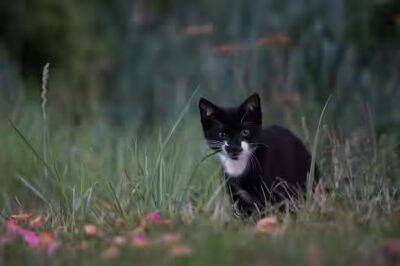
225,145,243,160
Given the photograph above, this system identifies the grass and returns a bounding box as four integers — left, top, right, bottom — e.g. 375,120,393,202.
0,94,400,265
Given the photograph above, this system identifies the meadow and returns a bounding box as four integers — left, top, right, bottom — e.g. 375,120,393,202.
1,0,400,265
1,85,400,266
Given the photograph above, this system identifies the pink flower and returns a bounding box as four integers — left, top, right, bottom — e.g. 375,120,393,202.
132,236,151,247
4,219,45,249
18,228,40,248
5,219,19,232
149,213,171,225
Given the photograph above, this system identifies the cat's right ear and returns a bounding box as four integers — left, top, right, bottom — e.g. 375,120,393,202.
199,97,217,118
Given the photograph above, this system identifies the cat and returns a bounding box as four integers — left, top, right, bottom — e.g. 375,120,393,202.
199,93,319,216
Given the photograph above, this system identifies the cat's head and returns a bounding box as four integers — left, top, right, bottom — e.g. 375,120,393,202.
199,93,262,161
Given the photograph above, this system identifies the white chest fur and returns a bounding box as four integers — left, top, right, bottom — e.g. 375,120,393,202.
219,141,251,177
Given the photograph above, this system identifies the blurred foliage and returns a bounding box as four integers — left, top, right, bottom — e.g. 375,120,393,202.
0,0,399,134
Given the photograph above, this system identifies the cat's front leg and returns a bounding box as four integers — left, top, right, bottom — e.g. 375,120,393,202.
226,181,257,217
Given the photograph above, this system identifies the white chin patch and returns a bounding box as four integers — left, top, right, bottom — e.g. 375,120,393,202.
219,141,251,177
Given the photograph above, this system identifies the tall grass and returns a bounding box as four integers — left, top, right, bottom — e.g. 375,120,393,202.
1,91,399,230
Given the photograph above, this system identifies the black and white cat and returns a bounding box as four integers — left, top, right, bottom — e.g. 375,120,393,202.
199,93,319,215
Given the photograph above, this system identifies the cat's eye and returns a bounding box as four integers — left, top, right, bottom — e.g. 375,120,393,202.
218,132,226,138
241,129,250,137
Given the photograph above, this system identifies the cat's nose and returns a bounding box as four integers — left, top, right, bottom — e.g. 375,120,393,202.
225,143,242,158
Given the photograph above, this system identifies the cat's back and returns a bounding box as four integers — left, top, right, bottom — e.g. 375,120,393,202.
258,125,313,183
261,125,304,145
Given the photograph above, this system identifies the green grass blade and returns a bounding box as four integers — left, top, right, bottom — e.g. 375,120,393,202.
307,95,332,202
17,175,52,207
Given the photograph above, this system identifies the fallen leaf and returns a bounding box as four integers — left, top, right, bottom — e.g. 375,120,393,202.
139,217,148,229
102,246,120,260
84,224,98,237
149,213,171,225
255,216,279,234
168,245,193,257
113,236,127,247
29,216,45,230
10,213,32,224
131,218,148,235
158,233,182,244
115,217,126,229
78,240,89,251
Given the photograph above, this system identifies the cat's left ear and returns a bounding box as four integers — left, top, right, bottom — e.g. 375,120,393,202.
199,97,218,118
241,93,261,113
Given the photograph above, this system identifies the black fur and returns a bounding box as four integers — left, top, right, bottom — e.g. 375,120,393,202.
199,93,319,216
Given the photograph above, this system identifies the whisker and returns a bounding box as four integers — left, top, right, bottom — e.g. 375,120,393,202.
207,140,224,144
248,142,271,150
249,152,262,171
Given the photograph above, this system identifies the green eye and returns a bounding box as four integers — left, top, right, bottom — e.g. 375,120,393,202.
218,132,226,138
241,129,250,137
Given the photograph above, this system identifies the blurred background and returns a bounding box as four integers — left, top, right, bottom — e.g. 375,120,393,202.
0,0,399,134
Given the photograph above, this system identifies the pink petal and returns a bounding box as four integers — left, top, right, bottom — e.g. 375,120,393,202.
132,236,151,247
5,219,43,249
149,213,171,225
5,219,19,233
19,229,40,248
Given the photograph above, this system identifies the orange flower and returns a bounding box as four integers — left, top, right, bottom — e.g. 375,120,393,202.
40,232,61,256
39,232,55,246
215,44,244,56
256,35,291,47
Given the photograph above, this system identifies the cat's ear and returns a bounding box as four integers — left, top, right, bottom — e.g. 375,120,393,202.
241,93,261,112
199,97,218,118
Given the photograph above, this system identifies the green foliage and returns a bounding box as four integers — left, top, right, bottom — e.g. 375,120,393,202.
1,0,399,132
0,0,126,89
